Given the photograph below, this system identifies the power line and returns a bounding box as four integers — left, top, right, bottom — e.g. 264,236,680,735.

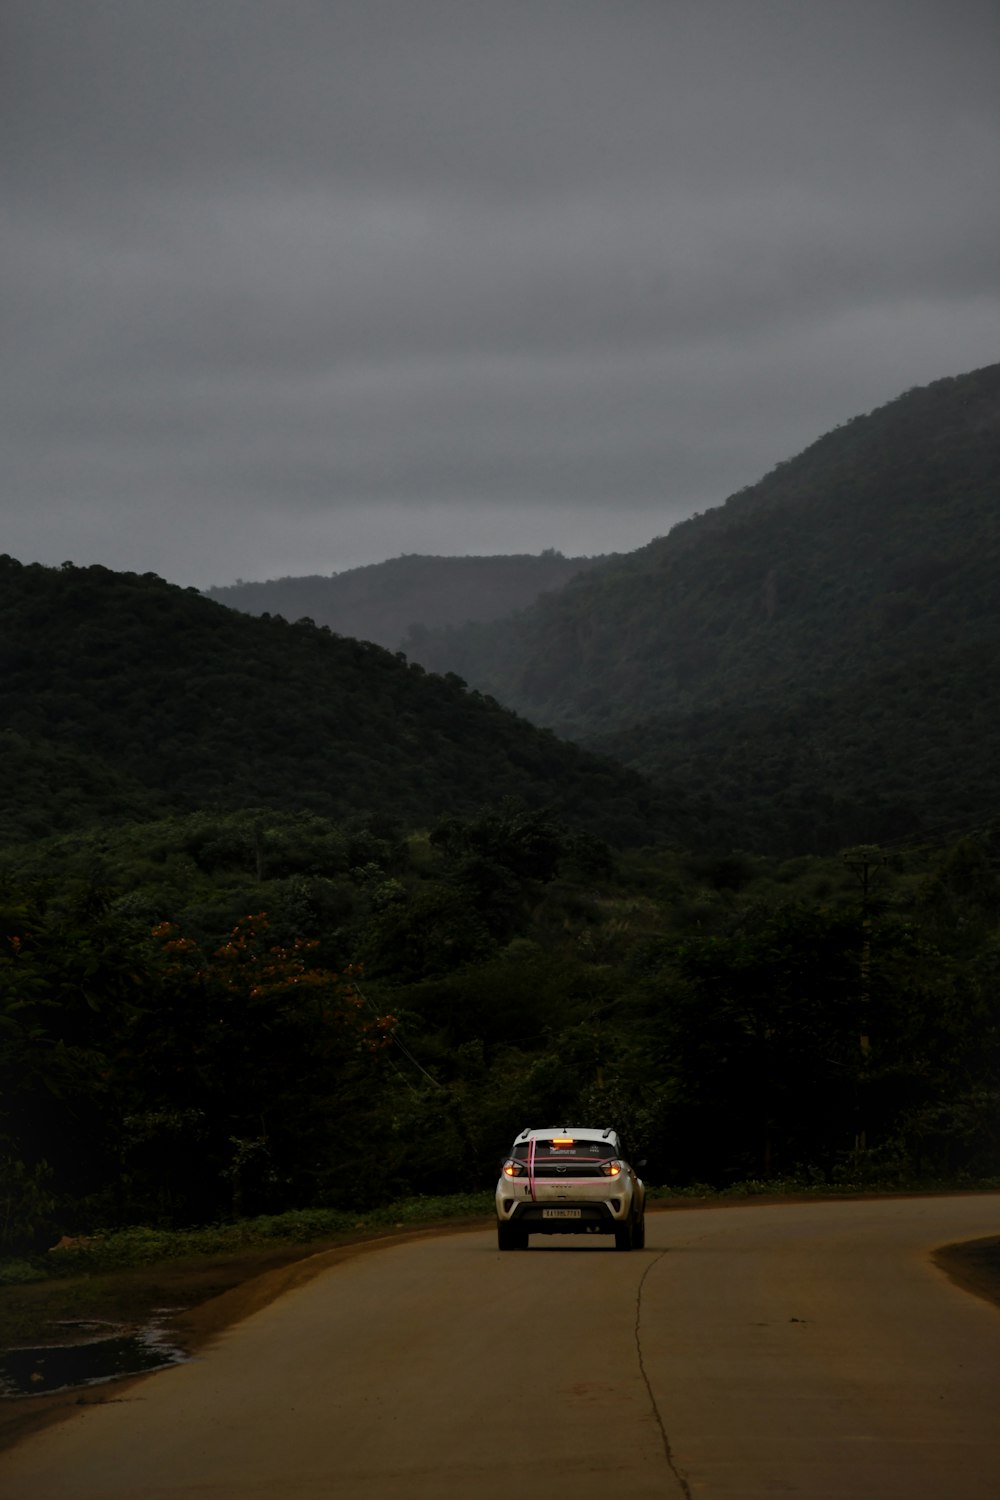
876,811,999,856
353,981,443,1090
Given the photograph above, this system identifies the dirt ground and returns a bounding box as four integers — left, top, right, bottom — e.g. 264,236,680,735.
2,1205,998,1457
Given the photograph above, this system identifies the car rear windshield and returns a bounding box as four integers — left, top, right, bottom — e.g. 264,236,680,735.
511,1139,616,1161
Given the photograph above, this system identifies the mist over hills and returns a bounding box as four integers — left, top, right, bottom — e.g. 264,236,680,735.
205,550,606,651
4,365,996,858
406,363,1000,853
0,559,676,847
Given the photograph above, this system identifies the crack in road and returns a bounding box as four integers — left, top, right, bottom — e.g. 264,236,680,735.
635,1250,692,1499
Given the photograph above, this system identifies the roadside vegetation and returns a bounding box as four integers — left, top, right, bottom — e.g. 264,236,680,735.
3,803,999,1279
1,1193,495,1288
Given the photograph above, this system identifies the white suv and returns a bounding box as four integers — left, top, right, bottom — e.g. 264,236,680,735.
495,1126,645,1250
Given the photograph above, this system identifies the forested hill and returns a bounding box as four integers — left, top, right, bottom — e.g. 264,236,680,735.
0,560,677,846
205,550,606,650
409,363,1000,853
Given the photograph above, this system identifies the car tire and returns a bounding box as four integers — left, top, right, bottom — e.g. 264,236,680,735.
497,1222,528,1251
632,1214,646,1249
614,1221,634,1251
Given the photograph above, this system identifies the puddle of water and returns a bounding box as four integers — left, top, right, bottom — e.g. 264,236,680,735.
0,1319,187,1398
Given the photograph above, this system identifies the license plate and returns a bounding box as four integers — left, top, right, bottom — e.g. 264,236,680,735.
542,1208,581,1219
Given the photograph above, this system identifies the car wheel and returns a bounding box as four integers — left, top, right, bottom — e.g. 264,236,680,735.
497,1222,527,1251
632,1214,646,1249
614,1221,634,1251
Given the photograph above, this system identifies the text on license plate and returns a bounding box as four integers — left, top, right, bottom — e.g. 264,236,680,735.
542,1208,581,1219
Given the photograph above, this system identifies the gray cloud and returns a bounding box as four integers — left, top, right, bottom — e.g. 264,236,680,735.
3,0,999,587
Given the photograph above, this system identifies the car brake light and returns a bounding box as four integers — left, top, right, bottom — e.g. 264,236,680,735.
503,1160,524,1177
601,1161,622,1176
551,1137,575,1146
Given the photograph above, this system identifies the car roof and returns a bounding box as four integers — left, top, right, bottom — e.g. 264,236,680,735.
513,1125,619,1144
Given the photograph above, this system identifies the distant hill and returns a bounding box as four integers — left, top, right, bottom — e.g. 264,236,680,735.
408,364,1000,853
205,551,607,650
0,559,678,847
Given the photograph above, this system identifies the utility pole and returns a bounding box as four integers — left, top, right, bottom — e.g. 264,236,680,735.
843,845,886,1154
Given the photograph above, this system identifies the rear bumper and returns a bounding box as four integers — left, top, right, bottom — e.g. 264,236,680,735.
503,1201,620,1234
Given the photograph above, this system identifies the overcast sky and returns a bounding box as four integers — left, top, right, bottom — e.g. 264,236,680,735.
3,1,998,589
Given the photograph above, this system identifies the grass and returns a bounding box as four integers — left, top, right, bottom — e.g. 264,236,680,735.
7,1173,999,1295
10,1192,496,1280
0,1192,494,1351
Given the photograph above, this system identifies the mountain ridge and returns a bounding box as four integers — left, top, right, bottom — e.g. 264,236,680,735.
0,558,679,848
205,549,609,651
403,363,1000,851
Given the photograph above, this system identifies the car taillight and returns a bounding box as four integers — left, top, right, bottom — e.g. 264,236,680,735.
601,1160,623,1177
503,1160,524,1177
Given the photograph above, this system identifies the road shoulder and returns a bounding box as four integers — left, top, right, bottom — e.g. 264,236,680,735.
933,1234,1000,1315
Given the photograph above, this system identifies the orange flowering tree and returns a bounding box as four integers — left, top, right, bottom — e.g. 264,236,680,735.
120,913,399,1218
153,912,395,1048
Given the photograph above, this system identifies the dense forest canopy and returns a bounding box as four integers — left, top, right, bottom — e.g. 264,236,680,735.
0,558,677,847
3,806,999,1248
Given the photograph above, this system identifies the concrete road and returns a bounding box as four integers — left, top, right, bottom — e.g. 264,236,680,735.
2,1196,999,1499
